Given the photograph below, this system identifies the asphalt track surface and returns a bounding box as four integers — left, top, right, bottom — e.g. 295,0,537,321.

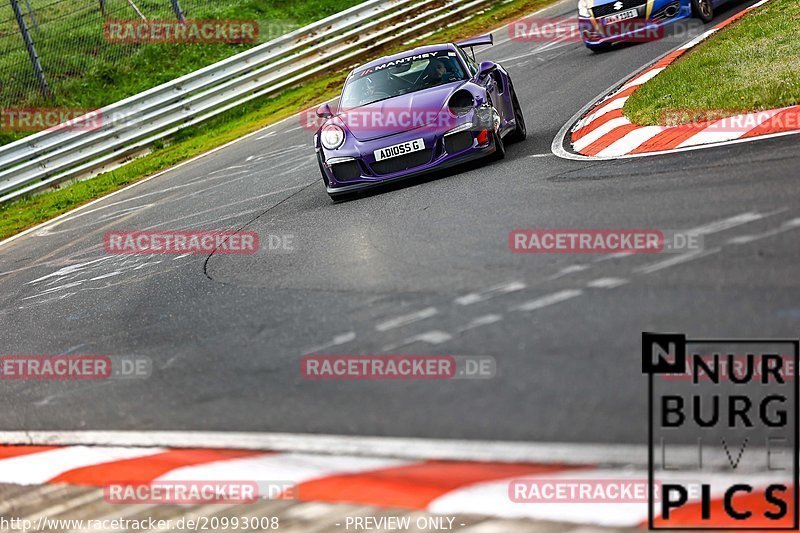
1,0,797,446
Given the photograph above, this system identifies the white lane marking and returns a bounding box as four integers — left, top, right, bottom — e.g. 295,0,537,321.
456,314,503,333
634,248,720,275
727,217,800,244
27,257,113,284
572,117,630,152
678,109,784,148
157,453,411,486
511,289,582,312
527,153,554,158
22,281,85,299
586,277,628,289
688,212,766,235
89,271,122,281
454,282,525,305
301,332,356,355
0,431,780,467
284,125,305,133
256,131,277,140
381,331,453,352
548,264,590,280
0,446,165,485
172,253,192,260
375,307,438,332
595,126,665,157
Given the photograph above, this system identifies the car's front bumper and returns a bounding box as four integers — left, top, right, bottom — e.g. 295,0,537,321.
579,1,691,46
324,141,496,196
319,111,500,195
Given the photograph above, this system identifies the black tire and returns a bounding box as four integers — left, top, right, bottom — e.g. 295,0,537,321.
505,87,527,144
490,130,506,161
692,0,713,23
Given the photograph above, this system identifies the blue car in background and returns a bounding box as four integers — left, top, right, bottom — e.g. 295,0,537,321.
578,0,719,51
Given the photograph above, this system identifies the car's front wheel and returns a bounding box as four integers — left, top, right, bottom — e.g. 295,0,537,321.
692,0,713,23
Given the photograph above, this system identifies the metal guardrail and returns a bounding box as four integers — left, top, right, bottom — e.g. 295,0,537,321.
0,0,495,204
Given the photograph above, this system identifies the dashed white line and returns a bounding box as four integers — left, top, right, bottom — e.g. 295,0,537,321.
375,307,438,332
302,332,356,355
688,212,766,235
89,271,122,281
548,264,590,279
727,217,800,245
511,289,583,312
634,248,720,275
586,277,628,289
454,282,525,306
381,331,453,352
255,131,277,140
456,314,503,333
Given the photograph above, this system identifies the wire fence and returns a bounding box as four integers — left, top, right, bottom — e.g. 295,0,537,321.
0,0,301,112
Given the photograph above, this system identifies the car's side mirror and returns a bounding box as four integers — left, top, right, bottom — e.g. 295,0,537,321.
316,103,333,118
478,61,498,78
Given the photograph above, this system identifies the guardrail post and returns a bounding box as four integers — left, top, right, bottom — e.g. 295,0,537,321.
170,0,185,22
9,0,51,99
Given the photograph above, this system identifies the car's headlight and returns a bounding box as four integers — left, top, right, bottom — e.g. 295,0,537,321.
578,0,591,18
320,125,345,150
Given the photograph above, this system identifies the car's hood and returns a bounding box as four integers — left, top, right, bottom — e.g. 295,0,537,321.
336,82,466,142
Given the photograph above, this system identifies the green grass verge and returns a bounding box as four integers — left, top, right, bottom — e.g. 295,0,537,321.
623,0,800,126
0,0,554,241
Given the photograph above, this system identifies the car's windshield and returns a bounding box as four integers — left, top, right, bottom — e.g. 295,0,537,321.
341,51,468,109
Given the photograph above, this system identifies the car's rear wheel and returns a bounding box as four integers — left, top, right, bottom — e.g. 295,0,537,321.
692,0,713,23
505,87,527,143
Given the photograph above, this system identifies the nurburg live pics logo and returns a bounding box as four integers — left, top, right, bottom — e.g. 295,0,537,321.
643,332,799,529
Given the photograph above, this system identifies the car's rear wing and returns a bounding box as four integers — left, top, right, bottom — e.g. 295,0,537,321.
455,34,494,59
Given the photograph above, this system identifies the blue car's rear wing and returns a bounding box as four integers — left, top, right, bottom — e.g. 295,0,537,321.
455,34,494,59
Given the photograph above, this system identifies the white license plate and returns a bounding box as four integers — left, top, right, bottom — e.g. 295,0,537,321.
374,138,425,161
602,8,638,24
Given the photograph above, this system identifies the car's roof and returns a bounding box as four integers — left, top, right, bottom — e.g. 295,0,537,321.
352,43,459,75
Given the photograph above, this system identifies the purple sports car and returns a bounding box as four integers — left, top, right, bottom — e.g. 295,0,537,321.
314,35,526,200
